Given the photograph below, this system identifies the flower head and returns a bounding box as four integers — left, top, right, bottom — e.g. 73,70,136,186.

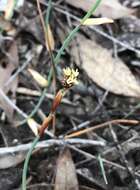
62,67,79,88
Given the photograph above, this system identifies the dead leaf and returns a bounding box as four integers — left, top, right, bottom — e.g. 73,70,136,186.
55,148,79,190
0,152,26,169
0,41,19,121
71,34,140,97
66,0,134,19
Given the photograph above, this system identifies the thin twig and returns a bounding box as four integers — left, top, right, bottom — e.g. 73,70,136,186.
0,88,27,119
109,125,140,189
92,90,109,116
5,54,33,87
16,87,75,106
0,138,105,155
69,145,140,178
65,119,140,138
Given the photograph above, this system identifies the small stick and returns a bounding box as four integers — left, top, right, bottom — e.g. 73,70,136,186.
65,119,140,139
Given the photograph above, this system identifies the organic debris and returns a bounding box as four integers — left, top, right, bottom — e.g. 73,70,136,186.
0,41,19,121
66,0,134,19
55,148,79,190
71,34,140,97
0,0,139,189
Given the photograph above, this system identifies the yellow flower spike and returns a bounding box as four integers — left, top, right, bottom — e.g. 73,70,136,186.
63,67,79,88
63,67,72,76
67,76,74,85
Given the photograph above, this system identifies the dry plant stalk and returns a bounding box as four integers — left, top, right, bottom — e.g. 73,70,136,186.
38,67,79,136
65,119,140,139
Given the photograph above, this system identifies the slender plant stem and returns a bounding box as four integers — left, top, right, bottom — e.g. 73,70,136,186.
22,0,52,189
65,119,139,139
22,1,102,189
22,135,40,190
81,0,101,23
19,0,102,127
98,154,108,184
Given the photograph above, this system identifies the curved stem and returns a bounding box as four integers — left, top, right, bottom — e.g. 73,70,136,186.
22,136,40,190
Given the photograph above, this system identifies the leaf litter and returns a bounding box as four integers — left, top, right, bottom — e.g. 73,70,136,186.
66,0,134,19
71,34,140,97
0,0,140,190
55,148,79,190
0,41,19,121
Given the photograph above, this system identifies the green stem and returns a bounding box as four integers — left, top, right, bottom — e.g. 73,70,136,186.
22,136,40,190
81,0,102,23
98,154,108,184
54,0,102,65
45,0,51,25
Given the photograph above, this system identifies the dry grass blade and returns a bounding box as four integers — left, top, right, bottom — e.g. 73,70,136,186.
28,69,48,87
55,148,79,190
46,24,55,51
36,0,55,52
82,18,113,26
27,118,39,136
71,34,140,97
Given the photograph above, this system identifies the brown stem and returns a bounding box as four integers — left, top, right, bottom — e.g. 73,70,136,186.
39,89,65,136
39,114,53,136
51,89,64,113
65,119,140,139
